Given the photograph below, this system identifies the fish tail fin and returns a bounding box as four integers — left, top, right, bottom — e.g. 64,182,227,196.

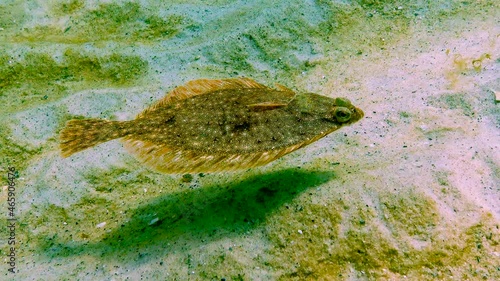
59,118,128,158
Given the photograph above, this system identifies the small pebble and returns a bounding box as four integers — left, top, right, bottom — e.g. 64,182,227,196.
149,217,159,225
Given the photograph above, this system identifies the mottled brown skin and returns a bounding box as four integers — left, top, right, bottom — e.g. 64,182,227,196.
128,89,361,154
60,78,364,173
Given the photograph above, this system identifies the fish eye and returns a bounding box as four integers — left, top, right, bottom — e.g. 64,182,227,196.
334,107,352,122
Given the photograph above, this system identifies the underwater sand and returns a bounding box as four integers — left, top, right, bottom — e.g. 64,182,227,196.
0,0,499,280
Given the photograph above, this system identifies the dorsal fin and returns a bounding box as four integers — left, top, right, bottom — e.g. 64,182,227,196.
137,78,271,118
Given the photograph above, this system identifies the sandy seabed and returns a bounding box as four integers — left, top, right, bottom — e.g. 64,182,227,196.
0,0,499,280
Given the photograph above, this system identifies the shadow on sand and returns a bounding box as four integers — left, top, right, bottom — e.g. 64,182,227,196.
39,168,335,261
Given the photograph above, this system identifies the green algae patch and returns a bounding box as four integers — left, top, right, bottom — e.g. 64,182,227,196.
199,10,325,77
433,170,451,187
25,163,173,247
180,0,496,83
380,191,439,238
0,1,27,33
265,201,346,279
82,166,162,193
51,0,85,15
316,2,412,58
62,49,148,84
394,213,500,280
0,125,42,182
14,2,192,44
428,93,475,117
264,199,398,280
264,196,500,280
0,50,147,113
307,0,498,82
199,0,417,80
196,0,414,79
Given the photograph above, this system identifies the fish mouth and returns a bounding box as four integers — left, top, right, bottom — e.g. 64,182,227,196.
354,106,364,121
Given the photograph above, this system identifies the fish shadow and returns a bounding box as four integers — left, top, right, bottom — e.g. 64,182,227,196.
40,168,335,261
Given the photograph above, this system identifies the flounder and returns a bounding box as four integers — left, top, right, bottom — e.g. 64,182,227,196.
60,78,364,173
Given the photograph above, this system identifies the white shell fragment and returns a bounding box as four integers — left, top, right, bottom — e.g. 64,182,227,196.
96,222,107,228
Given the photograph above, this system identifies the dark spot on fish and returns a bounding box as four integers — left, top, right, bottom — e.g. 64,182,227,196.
165,116,175,124
233,121,250,132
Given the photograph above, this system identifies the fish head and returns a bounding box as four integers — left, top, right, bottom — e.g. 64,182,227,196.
290,93,364,127
325,97,364,125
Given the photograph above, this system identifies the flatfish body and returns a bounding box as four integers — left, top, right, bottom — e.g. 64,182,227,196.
60,78,364,173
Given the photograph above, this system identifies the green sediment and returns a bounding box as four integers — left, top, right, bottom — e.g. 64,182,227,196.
196,0,496,81
82,166,163,193
0,104,72,182
428,93,475,117
0,1,27,33
0,125,42,182
11,2,192,44
0,50,147,113
265,193,499,280
434,171,451,187
380,191,439,238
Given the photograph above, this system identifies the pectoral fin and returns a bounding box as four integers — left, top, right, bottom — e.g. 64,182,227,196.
247,102,288,112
